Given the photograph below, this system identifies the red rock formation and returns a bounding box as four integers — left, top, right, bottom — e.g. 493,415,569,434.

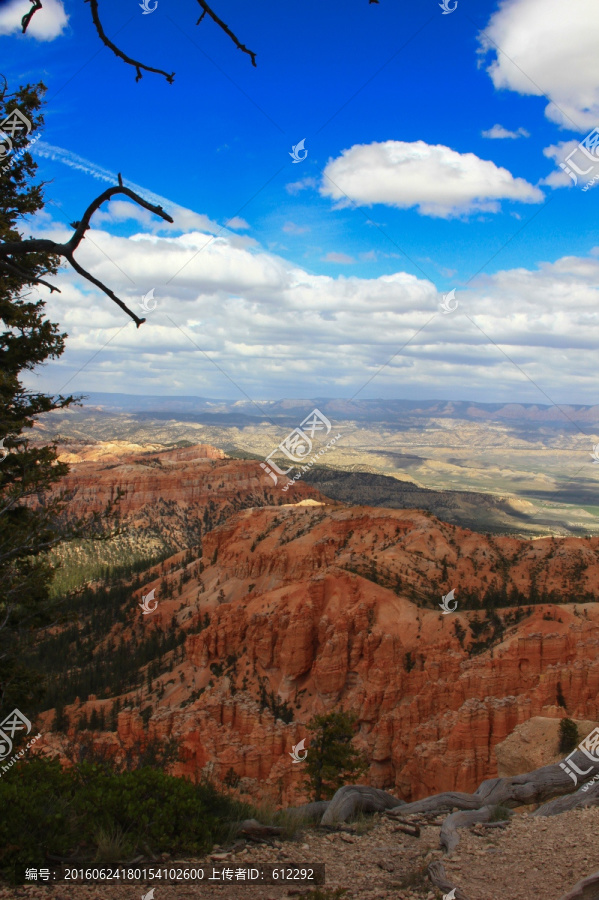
39,453,599,808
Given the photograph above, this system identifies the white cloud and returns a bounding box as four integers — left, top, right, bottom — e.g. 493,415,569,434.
482,124,530,139
285,177,317,195
479,0,599,131
322,252,355,264
0,0,68,39
541,140,581,187
320,140,544,218
226,217,250,230
23,210,599,405
282,221,310,235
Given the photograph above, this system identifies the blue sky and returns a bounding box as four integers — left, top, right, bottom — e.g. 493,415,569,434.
1,0,599,405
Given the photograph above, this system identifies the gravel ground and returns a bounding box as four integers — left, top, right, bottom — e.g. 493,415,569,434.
2,807,599,900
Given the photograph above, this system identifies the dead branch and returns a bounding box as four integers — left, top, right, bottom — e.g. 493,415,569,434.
237,819,283,839
21,0,377,80
0,178,174,327
428,861,470,900
440,806,494,854
87,0,175,84
21,0,42,33
195,0,256,67
392,822,420,837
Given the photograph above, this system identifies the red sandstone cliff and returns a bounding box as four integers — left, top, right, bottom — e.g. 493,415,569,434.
39,476,599,807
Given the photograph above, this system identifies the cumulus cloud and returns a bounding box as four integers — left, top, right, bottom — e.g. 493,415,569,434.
0,0,68,39
478,0,599,131
22,209,599,405
320,140,544,218
482,124,530,139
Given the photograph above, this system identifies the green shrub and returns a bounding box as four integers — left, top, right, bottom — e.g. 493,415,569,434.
0,758,255,883
559,718,579,753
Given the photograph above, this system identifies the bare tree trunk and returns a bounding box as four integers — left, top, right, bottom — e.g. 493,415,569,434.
320,785,404,825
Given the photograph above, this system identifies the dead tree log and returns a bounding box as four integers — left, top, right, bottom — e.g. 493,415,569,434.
428,860,471,900
534,778,599,817
440,806,495,854
284,801,330,821
237,819,283,839
320,785,405,825
559,871,599,900
389,750,596,819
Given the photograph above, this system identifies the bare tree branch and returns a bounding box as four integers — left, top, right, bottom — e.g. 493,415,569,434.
87,0,175,84
195,0,257,67
0,178,174,327
21,0,42,33
21,0,377,78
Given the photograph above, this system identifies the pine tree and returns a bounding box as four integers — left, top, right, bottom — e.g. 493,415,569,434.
0,80,74,712
303,710,368,801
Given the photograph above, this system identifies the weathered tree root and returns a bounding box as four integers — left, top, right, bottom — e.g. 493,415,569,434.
320,785,404,826
440,806,496,854
534,777,599,817
558,870,599,900
428,860,471,900
390,748,597,820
